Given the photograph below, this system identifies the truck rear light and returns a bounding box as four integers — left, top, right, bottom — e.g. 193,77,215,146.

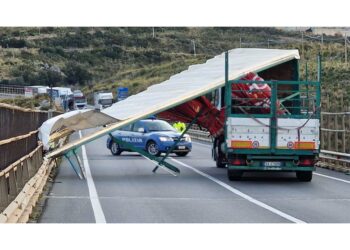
299,158,314,166
230,158,246,166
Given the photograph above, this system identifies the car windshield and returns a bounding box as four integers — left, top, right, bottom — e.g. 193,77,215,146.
143,120,176,132
75,98,86,103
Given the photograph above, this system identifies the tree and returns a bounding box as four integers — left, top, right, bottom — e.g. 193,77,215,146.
63,62,92,85
38,64,63,86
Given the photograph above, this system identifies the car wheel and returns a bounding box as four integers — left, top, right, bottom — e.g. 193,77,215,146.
175,152,188,157
110,141,122,156
146,141,161,157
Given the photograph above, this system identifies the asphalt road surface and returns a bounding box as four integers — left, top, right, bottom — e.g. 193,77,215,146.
39,129,350,223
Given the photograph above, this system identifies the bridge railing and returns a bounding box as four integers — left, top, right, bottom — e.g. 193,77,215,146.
0,103,49,140
0,143,43,212
0,103,64,222
0,131,39,170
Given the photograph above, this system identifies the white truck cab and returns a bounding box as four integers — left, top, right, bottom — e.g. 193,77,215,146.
94,92,114,110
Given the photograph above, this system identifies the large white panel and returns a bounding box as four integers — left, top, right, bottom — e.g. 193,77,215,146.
276,118,320,149
40,48,300,156
226,117,270,148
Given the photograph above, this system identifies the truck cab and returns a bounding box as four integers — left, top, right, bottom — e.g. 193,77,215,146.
94,92,114,110
73,90,87,109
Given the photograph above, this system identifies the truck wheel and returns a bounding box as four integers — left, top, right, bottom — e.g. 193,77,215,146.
228,169,243,181
296,171,312,182
215,136,226,168
147,141,161,157
110,142,122,156
175,152,188,157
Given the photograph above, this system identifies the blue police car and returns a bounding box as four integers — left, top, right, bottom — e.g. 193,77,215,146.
106,118,192,157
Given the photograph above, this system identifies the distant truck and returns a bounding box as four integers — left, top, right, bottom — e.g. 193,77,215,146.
73,90,87,109
47,87,74,111
116,87,129,101
94,92,114,110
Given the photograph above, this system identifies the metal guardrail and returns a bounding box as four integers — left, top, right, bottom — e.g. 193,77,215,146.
319,150,350,164
0,158,55,223
0,104,64,222
0,85,25,98
0,131,39,170
0,143,43,212
187,129,211,142
0,103,50,140
0,134,69,223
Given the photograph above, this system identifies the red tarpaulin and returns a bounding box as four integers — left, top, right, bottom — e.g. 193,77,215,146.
158,72,279,138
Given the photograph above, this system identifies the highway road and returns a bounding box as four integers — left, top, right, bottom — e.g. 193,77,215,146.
39,129,350,223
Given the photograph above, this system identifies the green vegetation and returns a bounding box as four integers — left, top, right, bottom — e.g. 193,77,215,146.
0,27,349,102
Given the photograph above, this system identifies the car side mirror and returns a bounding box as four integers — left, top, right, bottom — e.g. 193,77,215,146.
137,127,145,133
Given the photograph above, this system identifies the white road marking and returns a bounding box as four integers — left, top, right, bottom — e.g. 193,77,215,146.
314,173,350,184
170,157,306,224
79,130,107,223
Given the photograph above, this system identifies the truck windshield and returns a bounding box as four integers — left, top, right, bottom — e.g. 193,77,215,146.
99,99,113,105
75,98,86,103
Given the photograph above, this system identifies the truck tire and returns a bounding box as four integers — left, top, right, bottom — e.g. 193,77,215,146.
228,169,243,181
110,142,122,156
215,136,226,168
296,171,312,182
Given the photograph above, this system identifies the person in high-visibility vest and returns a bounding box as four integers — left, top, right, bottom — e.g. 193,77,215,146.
173,121,186,133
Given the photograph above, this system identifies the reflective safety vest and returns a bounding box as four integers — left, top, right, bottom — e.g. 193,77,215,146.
173,122,186,133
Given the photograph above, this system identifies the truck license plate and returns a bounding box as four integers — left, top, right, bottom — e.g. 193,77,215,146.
263,161,282,167
178,146,185,149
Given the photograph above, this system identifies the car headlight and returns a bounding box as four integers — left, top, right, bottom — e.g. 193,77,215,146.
184,134,191,142
159,136,173,142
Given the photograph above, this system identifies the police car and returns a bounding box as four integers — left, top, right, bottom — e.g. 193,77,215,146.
106,118,192,157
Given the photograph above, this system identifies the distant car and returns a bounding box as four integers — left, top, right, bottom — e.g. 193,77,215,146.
106,118,192,157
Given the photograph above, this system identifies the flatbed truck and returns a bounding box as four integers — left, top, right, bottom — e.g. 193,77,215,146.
213,53,321,182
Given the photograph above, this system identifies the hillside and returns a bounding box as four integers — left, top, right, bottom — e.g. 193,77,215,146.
0,27,349,103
